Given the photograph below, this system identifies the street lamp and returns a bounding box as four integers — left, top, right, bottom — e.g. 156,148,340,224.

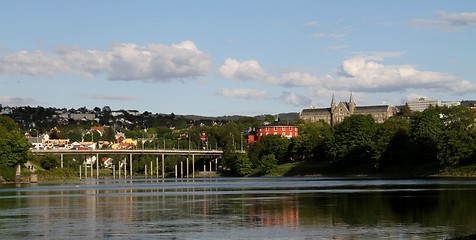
241,131,243,152
186,132,191,151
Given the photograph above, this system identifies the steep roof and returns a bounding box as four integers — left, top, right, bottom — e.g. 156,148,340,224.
300,108,331,116
354,105,391,113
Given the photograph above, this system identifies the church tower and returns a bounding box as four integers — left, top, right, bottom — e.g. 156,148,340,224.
331,94,336,111
330,94,336,126
349,92,356,114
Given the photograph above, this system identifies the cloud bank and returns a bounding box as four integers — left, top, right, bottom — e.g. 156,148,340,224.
407,11,476,30
218,53,476,106
0,96,39,106
216,88,267,100
0,41,212,82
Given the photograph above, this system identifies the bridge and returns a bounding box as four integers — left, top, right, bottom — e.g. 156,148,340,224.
30,149,224,179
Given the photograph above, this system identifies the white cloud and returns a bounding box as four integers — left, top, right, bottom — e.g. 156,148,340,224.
323,45,348,51
311,32,346,39
92,95,142,101
280,92,311,107
0,41,212,82
218,58,268,81
334,54,476,94
306,21,320,27
0,96,39,106
219,53,476,101
216,88,267,100
407,11,476,30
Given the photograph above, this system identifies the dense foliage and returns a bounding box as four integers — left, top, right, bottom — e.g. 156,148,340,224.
0,116,31,180
222,105,476,176
2,104,475,179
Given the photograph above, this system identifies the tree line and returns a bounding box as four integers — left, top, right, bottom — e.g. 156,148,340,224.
1,105,475,180
221,105,476,176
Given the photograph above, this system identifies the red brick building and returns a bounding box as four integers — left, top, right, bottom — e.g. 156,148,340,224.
247,125,299,143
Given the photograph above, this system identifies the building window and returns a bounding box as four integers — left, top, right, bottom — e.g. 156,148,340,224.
274,127,277,131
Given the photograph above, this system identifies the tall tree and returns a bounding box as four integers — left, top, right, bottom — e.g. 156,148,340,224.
410,107,443,164
375,117,411,168
292,121,330,161
437,106,476,166
326,115,378,167
0,116,31,168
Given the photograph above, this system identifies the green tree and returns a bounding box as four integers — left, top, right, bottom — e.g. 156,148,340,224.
398,103,412,118
235,154,253,176
437,106,476,166
0,116,31,168
40,155,60,170
410,107,443,164
292,121,331,161
101,126,116,142
326,115,378,167
375,117,411,168
258,135,292,164
257,154,278,174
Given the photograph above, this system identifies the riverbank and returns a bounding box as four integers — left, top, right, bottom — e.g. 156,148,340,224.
4,158,476,183
263,159,476,178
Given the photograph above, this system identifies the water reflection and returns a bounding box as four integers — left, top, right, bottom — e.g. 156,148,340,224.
0,178,476,239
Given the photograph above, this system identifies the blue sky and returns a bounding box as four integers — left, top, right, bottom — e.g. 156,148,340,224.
1,1,475,116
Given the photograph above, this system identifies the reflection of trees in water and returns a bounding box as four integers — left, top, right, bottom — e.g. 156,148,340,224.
298,189,476,234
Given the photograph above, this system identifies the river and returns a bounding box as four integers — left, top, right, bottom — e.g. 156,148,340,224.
1,177,476,239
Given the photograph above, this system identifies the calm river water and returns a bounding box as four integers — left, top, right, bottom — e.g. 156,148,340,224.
1,177,476,239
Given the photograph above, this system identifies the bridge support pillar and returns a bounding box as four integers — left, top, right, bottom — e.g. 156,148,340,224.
61,154,64,168
186,157,189,178
119,161,122,179
129,154,132,179
162,154,165,179
156,157,159,178
192,155,195,178
96,153,99,180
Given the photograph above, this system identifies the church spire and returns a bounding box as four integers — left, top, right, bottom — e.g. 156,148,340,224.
349,91,356,114
331,94,336,110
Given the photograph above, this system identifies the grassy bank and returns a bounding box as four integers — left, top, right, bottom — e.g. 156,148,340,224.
263,159,476,178
8,159,476,183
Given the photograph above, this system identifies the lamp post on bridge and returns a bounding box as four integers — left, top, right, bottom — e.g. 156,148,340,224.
185,132,191,151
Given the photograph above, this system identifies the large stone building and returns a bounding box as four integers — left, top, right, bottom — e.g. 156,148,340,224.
300,94,395,126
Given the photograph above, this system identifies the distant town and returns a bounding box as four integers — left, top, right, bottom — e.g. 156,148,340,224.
0,95,475,152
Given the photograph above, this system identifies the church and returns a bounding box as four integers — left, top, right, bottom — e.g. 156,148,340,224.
300,94,395,126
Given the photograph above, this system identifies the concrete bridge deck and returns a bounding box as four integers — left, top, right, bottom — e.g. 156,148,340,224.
30,149,223,156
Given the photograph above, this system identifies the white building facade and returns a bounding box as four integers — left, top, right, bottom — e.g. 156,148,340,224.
406,97,460,112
